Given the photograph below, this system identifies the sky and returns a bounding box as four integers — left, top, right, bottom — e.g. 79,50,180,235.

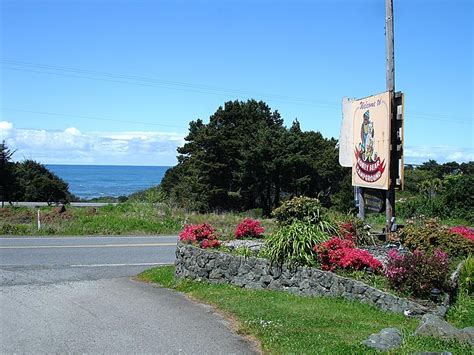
0,0,472,166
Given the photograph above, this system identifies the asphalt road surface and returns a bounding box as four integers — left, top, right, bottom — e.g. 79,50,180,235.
0,236,256,354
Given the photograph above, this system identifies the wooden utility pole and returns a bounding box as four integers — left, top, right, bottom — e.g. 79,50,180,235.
385,0,396,233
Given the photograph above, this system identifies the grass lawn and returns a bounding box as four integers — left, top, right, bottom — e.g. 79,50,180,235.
0,203,276,236
137,266,472,354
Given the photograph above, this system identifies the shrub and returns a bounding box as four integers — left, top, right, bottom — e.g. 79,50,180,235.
337,219,373,245
265,221,331,267
314,237,382,272
449,226,474,242
272,196,337,235
399,218,474,257
179,223,220,248
385,249,450,298
396,196,449,220
234,218,264,239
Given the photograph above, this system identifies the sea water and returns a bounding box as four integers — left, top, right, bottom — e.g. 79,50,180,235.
46,165,170,200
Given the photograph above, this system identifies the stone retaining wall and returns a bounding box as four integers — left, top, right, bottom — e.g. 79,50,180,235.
175,243,447,317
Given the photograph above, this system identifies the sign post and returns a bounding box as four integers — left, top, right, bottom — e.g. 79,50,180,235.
340,0,404,232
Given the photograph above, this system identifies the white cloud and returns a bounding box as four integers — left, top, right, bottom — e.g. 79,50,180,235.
0,121,13,130
0,121,14,140
3,123,185,166
405,145,474,164
64,127,81,136
3,122,472,166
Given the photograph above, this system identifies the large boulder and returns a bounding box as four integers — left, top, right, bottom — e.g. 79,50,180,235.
361,328,402,351
414,314,473,347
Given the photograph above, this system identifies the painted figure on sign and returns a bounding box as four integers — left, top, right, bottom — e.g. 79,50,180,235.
354,108,385,183
360,110,374,162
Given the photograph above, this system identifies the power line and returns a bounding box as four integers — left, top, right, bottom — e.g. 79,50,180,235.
0,108,187,130
1,60,339,109
2,59,339,106
2,59,472,124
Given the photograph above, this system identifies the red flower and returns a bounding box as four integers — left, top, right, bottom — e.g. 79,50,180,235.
179,223,220,248
314,236,381,272
234,218,265,239
449,226,474,242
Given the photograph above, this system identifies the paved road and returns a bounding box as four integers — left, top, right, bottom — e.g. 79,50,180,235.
0,236,256,354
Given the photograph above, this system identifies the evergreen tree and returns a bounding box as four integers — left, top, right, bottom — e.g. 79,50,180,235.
0,141,16,205
161,99,345,214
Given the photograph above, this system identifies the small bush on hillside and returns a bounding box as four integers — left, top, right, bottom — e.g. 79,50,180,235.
314,237,382,272
265,221,331,267
272,196,337,235
179,223,220,249
399,218,474,257
234,218,264,239
385,249,450,298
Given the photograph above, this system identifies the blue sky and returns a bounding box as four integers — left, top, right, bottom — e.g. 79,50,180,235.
0,0,472,165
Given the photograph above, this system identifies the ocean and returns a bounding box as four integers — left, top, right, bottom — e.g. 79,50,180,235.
46,165,171,200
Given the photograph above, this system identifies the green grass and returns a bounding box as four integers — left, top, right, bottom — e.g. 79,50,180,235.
137,266,472,354
0,203,276,236
447,291,474,329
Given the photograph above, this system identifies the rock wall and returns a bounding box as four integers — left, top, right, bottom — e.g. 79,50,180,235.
175,243,446,317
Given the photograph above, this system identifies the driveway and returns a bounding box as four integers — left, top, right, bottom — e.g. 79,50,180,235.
0,236,256,354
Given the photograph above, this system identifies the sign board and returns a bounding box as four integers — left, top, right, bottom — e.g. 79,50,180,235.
339,97,354,167
352,91,391,190
364,188,385,213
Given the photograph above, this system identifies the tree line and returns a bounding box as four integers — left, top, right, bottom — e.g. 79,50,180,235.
0,141,73,204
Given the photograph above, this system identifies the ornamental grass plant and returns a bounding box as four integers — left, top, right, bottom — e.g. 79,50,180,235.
265,221,331,267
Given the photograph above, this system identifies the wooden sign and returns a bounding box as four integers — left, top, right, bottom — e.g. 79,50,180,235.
352,91,391,190
364,188,385,213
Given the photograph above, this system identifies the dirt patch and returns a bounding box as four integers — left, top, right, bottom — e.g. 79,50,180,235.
41,208,75,223
0,208,34,224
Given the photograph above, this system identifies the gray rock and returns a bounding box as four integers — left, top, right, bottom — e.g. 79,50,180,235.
222,239,265,251
361,328,402,350
460,327,474,346
415,314,473,346
415,314,460,339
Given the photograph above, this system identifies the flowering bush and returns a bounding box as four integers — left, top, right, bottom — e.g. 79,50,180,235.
313,237,382,272
449,226,474,242
385,248,450,298
234,218,265,239
179,223,220,249
400,218,474,257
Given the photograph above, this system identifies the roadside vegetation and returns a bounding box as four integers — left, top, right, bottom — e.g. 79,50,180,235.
0,203,276,236
137,265,471,354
